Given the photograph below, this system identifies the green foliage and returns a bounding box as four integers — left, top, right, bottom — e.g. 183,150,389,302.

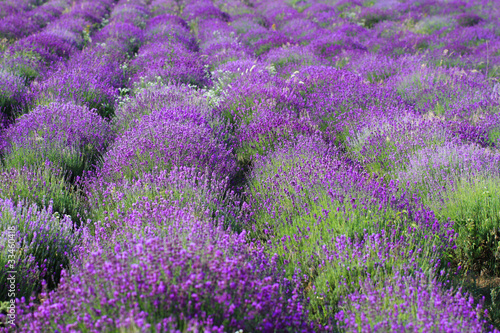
221,95,259,128
0,254,39,302
0,165,87,224
349,125,448,176
489,128,500,146
87,184,193,238
365,67,394,83
236,128,292,165
333,56,350,69
394,69,483,117
395,70,451,107
413,16,451,35
6,51,42,83
306,225,442,325
315,40,344,58
361,12,389,29
3,143,101,181
337,3,361,20
247,152,445,325
476,62,500,80
430,177,500,276
270,53,315,74
255,43,275,56
0,93,27,121
456,275,500,329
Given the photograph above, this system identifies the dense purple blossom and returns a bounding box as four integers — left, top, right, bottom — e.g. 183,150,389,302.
336,270,496,332
15,207,311,332
129,41,208,87
183,0,229,22
0,69,31,121
1,102,113,176
145,14,195,49
0,198,79,301
101,109,236,181
10,32,78,66
67,0,114,24
0,0,67,40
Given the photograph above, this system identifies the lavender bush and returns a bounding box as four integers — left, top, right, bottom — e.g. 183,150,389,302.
0,69,31,121
1,102,113,178
16,208,311,332
100,109,236,182
336,269,495,332
0,163,86,223
0,198,78,301
2,0,500,331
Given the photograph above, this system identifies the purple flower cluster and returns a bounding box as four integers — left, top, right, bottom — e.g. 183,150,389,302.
1,102,113,177
17,208,310,332
0,69,31,123
128,12,207,88
0,0,69,41
100,108,235,181
0,198,78,301
336,270,495,332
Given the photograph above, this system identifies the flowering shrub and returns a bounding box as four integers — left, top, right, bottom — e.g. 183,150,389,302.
101,109,236,181
1,102,113,177
336,270,495,332
0,198,78,301
0,69,31,121
16,208,311,332
0,163,86,223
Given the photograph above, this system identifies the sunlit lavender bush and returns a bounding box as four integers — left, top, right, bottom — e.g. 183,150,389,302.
16,208,312,332
1,102,113,177
336,270,494,332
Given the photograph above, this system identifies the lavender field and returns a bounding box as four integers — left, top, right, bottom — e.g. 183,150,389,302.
1,0,500,331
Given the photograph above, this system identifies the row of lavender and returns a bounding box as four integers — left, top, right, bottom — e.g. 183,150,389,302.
227,0,500,330
0,0,138,323
1,0,500,331
0,0,314,331
0,0,117,127
0,0,73,41
0,0,47,19
249,0,500,329
189,0,500,330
